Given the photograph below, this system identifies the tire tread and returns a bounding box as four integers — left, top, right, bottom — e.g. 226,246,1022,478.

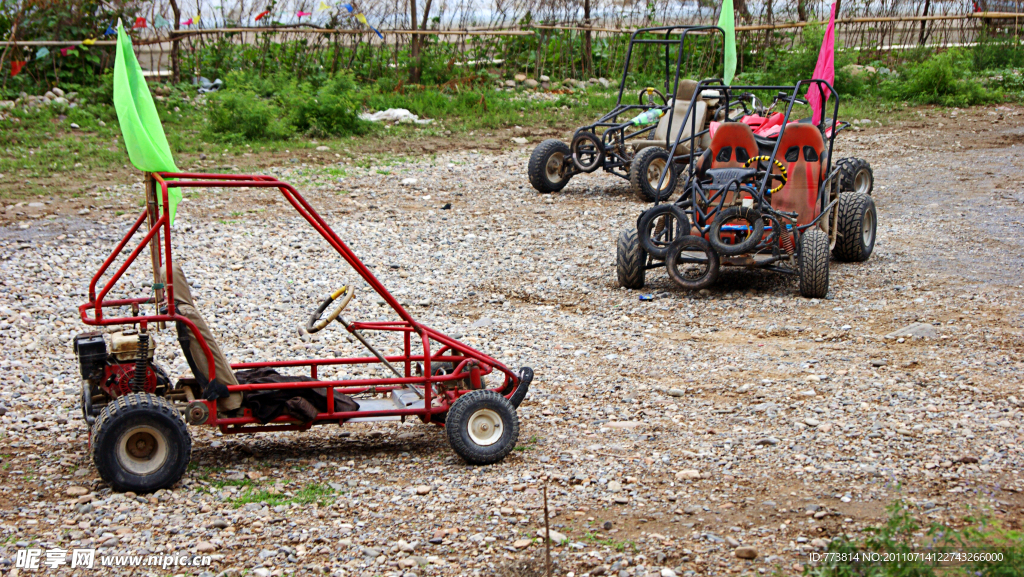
446,390,519,465
629,147,675,202
92,392,191,493
799,228,830,298
836,157,873,195
833,191,876,262
616,227,646,289
528,139,572,193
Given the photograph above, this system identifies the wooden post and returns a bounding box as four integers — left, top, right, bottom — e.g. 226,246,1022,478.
543,483,552,577
145,173,165,330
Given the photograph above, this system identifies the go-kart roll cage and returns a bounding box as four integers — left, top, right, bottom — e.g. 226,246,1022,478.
643,78,844,275
574,25,726,179
78,171,527,434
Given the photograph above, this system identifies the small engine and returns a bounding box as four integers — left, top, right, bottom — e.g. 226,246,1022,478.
74,330,169,398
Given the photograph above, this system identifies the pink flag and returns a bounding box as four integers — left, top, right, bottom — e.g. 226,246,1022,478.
807,2,836,125
297,10,312,16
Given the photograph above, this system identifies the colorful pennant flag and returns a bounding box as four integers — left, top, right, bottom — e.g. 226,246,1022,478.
83,38,97,46
808,2,837,125
105,23,117,36
60,46,74,57
134,17,147,29
337,4,381,38
10,61,26,77
297,10,312,17
153,14,170,28
35,46,50,59
319,1,332,10
112,20,181,224
717,0,736,85
255,10,270,21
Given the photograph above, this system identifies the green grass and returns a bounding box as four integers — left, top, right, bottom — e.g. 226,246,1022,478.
580,531,637,552
231,482,336,509
0,81,618,199
804,500,1024,577
0,50,1014,202
514,434,542,452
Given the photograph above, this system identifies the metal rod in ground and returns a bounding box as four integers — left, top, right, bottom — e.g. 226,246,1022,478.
543,483,551,577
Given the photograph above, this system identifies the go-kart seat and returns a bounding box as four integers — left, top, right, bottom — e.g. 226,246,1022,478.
708,122,758,169
770,123,825,226
632,79,710,156
161,260,242,410
692,122,760,215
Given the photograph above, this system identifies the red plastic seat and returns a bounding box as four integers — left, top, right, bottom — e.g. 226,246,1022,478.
770,124,825,226
700,123,758,217
709,122,757,169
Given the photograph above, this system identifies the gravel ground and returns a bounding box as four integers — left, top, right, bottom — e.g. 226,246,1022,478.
0,105,1023,577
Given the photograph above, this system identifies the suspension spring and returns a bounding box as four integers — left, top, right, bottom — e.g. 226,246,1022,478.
133,331,149,393
779,227,795,254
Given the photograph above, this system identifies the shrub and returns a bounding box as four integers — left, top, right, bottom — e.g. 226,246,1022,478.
286,74,368,138
885,48,1000,107
204,91,294,143
972,33,1024,71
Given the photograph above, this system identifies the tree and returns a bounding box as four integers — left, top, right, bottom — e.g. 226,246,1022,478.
735,0,752,21
168,0,181,83
408,0,434,83
583,0,592,77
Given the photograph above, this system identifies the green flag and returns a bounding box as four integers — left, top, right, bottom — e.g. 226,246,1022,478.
718,0,736,85
113,20,181,223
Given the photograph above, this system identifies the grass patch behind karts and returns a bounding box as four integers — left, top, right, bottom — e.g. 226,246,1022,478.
2,35,1021,201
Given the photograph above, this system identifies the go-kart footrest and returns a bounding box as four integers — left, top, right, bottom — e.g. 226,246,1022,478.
347,390,425,422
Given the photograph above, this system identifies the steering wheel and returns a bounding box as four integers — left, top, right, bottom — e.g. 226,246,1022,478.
305,286,355,333
638,87,668,106
744,156,789,194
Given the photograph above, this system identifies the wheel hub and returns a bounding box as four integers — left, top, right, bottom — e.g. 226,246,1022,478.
647,159,670,190
855,170,869,194
127,431,156,459
467,408,503,446
863,206,875,246
545,152,564,183
116,425,169,476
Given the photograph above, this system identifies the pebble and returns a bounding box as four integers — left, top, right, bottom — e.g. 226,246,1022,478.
537,528,567,543
735,546,758,559
675,469,701,480
0,122,1020,576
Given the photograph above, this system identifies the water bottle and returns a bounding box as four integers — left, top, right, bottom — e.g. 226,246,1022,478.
631,109,664,126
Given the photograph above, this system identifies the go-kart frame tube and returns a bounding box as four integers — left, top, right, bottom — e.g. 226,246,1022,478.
661,78,841,230
78,171,526,432
575,25,726,180
620,25,725,164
